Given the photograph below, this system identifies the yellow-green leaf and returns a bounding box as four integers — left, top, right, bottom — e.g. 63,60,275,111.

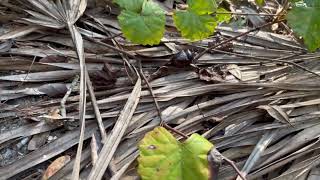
188,0,218,14
215,8,232,23
287,3,320,52
118,0,165,45
138,127,213,180
256,0,264,6
173,11,217,41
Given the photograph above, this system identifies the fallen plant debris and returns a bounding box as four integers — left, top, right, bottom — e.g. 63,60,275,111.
0,0,320,180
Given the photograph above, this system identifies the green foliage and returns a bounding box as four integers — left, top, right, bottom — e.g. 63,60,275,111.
255,0,264,6
216,8,232,23
114,0,231,44
173,0,231,41
114,0,144,12
287,0,320,51
116,0,165,45
113,0,320,51
138,127,213,180
173,11,217,41
188,0,218,14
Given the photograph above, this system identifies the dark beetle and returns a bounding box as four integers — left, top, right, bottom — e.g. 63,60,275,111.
170,49,194,68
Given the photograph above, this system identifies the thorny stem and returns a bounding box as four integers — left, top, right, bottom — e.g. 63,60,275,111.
87,36,189,139
213,12,278,16
192,43,320,78
193,20,283,62
192,20,320,78
137,60,189,139
86,72,108,142
210,148,246,180
223,156,247,180
103,33,123,40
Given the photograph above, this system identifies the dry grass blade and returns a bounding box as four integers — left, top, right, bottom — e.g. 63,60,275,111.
236,130,278,179
86,71,107,142
258,105,292,125
261,124,320,166
90,133,98,166
88,78,141,180
0,26,40,40
0,70,79,82
68,23,87,180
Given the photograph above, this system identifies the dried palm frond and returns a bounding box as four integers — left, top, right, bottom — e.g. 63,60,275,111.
1,0,320,180
23,0,89,179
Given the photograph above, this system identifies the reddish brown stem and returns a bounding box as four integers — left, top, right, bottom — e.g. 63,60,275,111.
223,157,247,180
193,20,283,62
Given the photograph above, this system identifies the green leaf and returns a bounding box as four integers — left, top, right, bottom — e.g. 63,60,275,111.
138,127,213,180
113,0,144,12
287,5,320,51
173,11,217,41
118,0,165,45
255,0,264,6
216,8,232,23
187,0,218,14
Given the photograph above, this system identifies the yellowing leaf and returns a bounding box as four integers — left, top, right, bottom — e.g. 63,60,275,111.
42,155,70,180
138,127,213,180
188,0,218,14
173,11,217,41
287,3,320,51
118,0,165,45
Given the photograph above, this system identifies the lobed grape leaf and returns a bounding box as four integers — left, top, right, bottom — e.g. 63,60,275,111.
173,11,217,41
113,0,144,12
188,0,218,14
216,8,232,23
117,0,165,45
173,0,231,41
287,1,320,51
138,127,213,180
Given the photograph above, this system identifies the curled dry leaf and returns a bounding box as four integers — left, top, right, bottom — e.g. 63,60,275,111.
89,63,118,87
198,66,227,83
227,64,242,80
258,105,291,125
42,155,71,180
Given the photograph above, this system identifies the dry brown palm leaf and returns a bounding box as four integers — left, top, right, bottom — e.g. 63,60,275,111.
88,78,141,180
23,0,89,179
0,120,114,179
